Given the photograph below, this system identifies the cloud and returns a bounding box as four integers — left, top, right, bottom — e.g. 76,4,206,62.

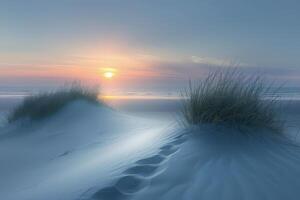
1,52,300,93
191,56,249,67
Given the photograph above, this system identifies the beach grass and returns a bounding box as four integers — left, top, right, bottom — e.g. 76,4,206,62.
181,68,282,132
8,83,101,122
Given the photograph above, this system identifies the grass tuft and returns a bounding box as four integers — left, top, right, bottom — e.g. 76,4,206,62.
8,83,101,122
181,68,283,132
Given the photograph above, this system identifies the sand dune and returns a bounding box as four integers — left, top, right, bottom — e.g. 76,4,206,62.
130,126,300,200
0,101,177,200
0,100,300,200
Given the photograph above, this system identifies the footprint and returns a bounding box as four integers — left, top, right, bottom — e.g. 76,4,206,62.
159,147,179,156
160,144,174,151
77,187,97,200
170,137,187,145
58,150,71,157
124,165,159,177
92,186,128,200
115,175,148,194
136,155,165,165
174,134,185,140
86,134,186,200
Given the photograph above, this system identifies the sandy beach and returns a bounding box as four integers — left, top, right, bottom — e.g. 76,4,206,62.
0,98,299,200
1,1,300,199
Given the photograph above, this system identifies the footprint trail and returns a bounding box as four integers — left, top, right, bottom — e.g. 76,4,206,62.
79,133,187,200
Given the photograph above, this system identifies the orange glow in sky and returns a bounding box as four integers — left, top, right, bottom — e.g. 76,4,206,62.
103,68,117,79
103,71,114,79
0,44,175,96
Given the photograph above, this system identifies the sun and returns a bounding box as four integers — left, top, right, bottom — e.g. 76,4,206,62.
101,67,117,79
103,71,115,79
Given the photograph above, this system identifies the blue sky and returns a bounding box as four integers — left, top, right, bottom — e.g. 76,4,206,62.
1,0,300,93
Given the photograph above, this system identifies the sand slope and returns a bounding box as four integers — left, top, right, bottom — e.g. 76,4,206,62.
128,126,300,200
78,124,300,200
1,100,300,200
0,101,176,200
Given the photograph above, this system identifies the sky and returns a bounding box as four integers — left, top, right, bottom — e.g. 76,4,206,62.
1,0,300,95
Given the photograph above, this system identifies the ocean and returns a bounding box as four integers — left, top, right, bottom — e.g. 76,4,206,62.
0,87,299,120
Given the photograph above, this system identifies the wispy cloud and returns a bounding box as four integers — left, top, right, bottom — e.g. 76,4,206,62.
1,51,300,93
191,56,249,67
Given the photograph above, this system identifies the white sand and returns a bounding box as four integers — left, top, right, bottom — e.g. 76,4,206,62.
0,100,300,200
0,101,176,200
130,126,300,200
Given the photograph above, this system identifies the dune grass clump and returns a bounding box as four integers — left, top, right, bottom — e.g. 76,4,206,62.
181,69,282,132
8,83,101,122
